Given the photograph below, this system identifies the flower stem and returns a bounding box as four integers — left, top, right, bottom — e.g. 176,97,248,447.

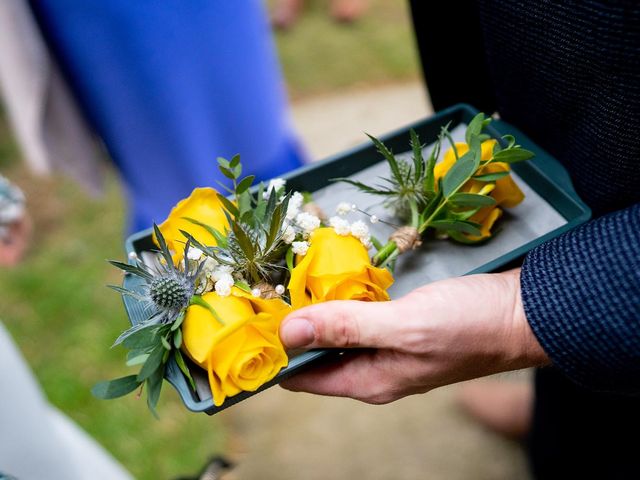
189,295,225,325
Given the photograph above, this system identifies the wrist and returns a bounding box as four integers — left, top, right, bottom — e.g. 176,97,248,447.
502,268,550,369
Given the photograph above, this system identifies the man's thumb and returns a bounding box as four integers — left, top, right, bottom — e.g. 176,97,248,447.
279,300,395,349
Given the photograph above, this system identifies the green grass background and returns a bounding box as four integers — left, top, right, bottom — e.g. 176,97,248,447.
0,1,418,478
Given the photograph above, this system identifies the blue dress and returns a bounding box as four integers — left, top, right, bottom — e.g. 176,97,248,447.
30,0,304,232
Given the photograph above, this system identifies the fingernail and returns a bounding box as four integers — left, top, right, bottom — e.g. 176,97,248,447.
281,318,315,348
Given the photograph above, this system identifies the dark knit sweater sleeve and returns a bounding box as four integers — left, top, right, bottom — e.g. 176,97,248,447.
521,203,640,394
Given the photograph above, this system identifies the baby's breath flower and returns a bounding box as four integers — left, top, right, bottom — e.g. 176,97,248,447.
186,246,204,261
350,220,370,240
286,191,304,220
275,284,285,295
335,202,354,216
292,241,309,256
282,224,297,244
329,216,351,236
214,273,234,297
263,178,287,199
211,265,234,282
295,212,321,234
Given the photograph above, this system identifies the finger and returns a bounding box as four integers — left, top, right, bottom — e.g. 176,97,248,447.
280,351,396,404
279,300,400,350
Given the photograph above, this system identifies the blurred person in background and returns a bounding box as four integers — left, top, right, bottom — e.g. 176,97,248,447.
271,0,369,30
0,0,304,234
0,175,133,480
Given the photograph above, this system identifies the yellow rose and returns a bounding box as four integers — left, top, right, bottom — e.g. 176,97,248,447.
288,228,393,308
437,140,525,241
156,187,228,260
182,289,290,406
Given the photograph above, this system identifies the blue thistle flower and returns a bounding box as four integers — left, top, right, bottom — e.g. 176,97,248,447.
108,224,203,346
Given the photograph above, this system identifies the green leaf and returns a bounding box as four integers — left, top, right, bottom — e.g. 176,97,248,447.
216,193,239,218
285,247,294,272
441,151,477,197
465,113,485,145
160,335,172,350
449,207,481,221
229,153,241,168
137,345,165,382
236,175,255,195
146,367,164,418
119,323,161,349
492,148,534,164
190,295,225,325
366,134,403,184
174,350,196,391
331,178,396,196
450,192,497,207
219,166,236,180
267,193,289,248
183,218,227,247
501,134,516,149
409,129,424,183
173,328,182,349
171,311,185,332
423,139,440,193
126,352,150,366
430,220,482,236
217,157,230,168
233,162,242,178
448,230,488,245
92,375,141,400
473,171,510,182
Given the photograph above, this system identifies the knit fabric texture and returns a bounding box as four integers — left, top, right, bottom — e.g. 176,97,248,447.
475,0,640,392
521,204,640,392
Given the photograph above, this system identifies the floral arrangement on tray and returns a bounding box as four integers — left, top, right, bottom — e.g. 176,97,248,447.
93,113,534,414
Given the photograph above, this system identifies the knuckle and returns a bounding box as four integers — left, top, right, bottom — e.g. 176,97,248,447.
321,305,361,348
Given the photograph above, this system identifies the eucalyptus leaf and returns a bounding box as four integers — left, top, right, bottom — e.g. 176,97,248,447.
146,367,164,418
450,192,497,207
137,345,165,382
430,220,482,236
219,166,236,180
171,311,185,331
493,148,534,164
465,113,485,145
229,154,241,168
448,230,488,245
173,328,182,349
174,350,196,391
92,375,141,400
126,353,150,366
441,151,477,197
473,171,510,182
118,323,161,349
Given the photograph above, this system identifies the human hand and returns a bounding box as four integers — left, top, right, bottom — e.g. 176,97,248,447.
279,269,549,404
0,214,31,267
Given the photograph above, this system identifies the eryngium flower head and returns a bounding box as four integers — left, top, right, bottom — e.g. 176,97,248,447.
108,224,203,346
